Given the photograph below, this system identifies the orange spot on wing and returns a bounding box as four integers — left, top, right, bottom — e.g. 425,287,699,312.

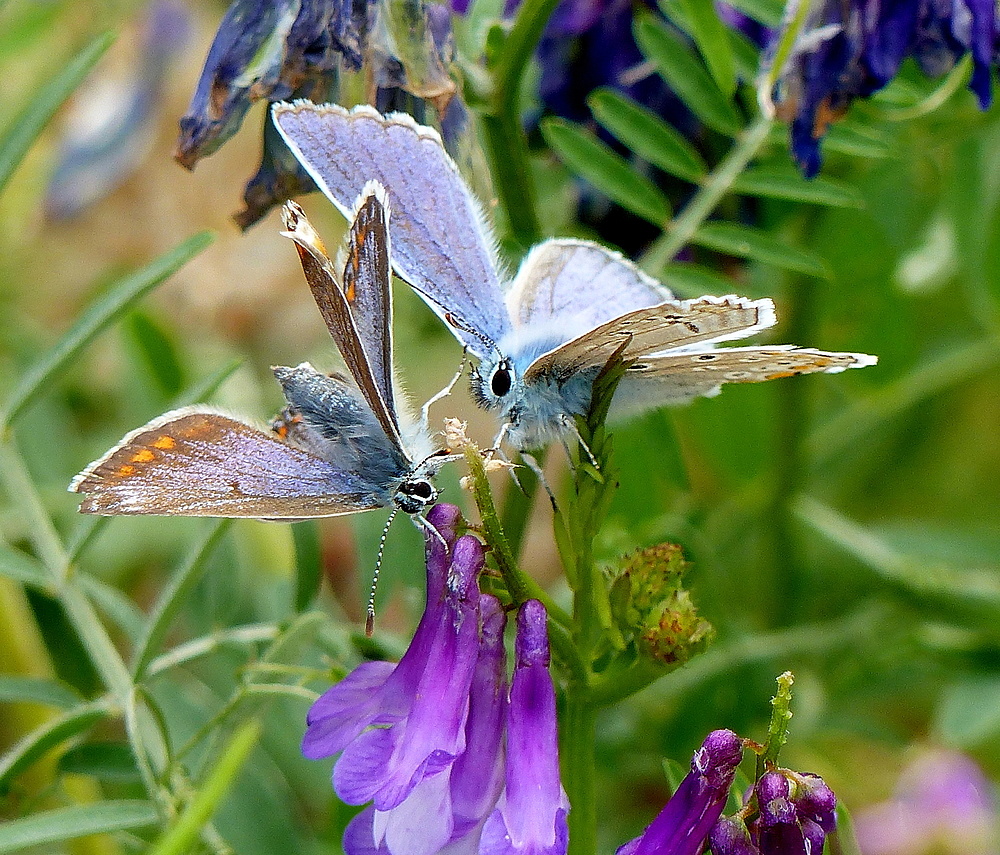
116,464,137,477
131,448,155,463
152,435,176,449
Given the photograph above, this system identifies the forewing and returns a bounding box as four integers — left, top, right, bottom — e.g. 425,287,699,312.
523,295,777,381
507,239,673,332
70,410,383,517
281,200,405,454
272,101,511,355
624,345,878,399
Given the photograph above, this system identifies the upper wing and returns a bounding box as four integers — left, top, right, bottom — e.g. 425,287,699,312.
69,410,383,518
523,295,777,381
506,239,674,333
281,197,405,455
622,345,878,400
272,101,511,356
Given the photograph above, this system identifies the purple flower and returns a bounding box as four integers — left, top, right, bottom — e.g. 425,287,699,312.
710,769,838,855
304,503,484,812
853,749,998,855
617,729,744,855
771,0,999,176
480,600,570,855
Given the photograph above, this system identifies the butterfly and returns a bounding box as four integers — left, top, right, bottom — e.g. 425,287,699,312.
272,101,877,450
71,182,446,519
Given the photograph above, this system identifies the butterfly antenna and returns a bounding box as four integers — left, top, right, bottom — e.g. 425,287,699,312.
444,312,501,358
367,509,398,636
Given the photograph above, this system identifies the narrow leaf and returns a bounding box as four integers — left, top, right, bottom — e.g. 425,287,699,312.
634,16,742,136
692,222,831,278
588,88,707,182
731,169,865,208
147,721,261,855
1,231,214,430
0,545,48,588
126,311,185,399
292,521,323,612
131,520,231,680
0,32,114,196
719,0,782,26
0,701,109,788
541,118,671,226
0,676,81,709
822,123,895,159
58,741,141,782
661,262,739,297
0,801,158,853
674,0,736,96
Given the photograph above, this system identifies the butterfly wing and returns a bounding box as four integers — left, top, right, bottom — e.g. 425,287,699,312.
70,410,384,517
523,295,777,381
620,345,878,404
272,101,511,356
507,239,674,333
281,196,406,455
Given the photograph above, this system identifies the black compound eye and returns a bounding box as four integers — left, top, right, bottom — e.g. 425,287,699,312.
490,361,513,397
402,480,434,500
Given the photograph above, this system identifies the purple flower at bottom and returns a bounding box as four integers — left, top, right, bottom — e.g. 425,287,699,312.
617,729,744,855
480,600,570,855
853,749,998,855
303,503,485,814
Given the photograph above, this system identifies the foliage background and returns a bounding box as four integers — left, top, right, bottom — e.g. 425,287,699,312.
1,0,999,853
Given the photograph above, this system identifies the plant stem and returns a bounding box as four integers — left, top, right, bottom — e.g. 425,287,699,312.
641,115,772,273
563,692,597,855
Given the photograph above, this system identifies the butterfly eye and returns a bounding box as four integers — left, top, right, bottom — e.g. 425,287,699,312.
401,480,435,500
491,361,513,397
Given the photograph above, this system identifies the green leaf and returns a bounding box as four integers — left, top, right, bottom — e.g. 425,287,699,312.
0,31,114,196
0,677,81,709
1,231,214,431
0,700,110,788
0,801,158,853
719,0,782,26
634,16,742,136
58,741,142,782
691,222,831,278
821,123,895,159
588,88,707,182
731,169,865,208
131,520,231,680
541,118,671,226
661,262,739,297
0,545,48,588
672,0,736,96
292,521,323,612
126,311,185,399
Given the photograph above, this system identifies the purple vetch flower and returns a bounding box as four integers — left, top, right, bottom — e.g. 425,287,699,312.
710,768,838,855
771,0,999,176
304,503,486,814
853,749,998,855
343,594,509,855
616,729,744,855
481,600,570,855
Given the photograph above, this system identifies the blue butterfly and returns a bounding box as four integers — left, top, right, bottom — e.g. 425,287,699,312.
273,102,877,451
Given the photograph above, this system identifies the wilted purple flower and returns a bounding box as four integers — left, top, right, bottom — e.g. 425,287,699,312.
45,0,189,220
616,729,744,855
854,749,998,855
772,0,999,176
480,600,570,855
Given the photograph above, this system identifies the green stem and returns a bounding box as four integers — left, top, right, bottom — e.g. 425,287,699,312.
562,692,597,855
641,115,772,273
499,450,543,562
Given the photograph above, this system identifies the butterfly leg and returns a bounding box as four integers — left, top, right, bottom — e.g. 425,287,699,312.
421,348,469,434
484,422,510,462
558,413,600,471
519,451,559,512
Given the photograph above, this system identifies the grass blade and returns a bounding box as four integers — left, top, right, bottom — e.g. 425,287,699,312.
1,231,214,431
692,222,831,278
0,801,158,853
0,31,114,196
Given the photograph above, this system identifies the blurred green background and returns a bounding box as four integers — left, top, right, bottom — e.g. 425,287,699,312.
1,1,999,853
